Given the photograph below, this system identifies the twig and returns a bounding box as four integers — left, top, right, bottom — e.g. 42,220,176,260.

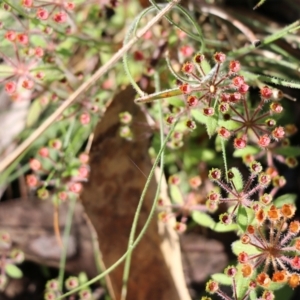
0,0,181,173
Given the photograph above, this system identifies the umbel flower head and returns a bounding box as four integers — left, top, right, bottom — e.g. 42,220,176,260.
237,203,300,289
207,163,274,223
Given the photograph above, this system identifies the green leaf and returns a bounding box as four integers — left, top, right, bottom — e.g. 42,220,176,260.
192,211,216,228
206,117,218,138
273,283,294,299
273,194,297,207
237,206,248,232
192,212,238,232
229,167,243,192
169,185,184,204
26,99,44,127
237,206,255,232
191,109,207,124
213,222,238,232
273,146,300,157
5,264,23,279
235,264,256,299
211,273,232,286
231,240,261,256
242,72,300,89
218,120,240,131
233,146,260,157
191,110,217,138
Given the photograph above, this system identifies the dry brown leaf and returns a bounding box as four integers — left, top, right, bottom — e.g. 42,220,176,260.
81,86,191,300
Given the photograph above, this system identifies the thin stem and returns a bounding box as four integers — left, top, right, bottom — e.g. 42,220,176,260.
57,197,77,291
120,71,165,300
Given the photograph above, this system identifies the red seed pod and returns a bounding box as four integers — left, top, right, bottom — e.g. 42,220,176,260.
258,134,271,148
260,193,273,205
165,115,175,125
249,161,262,174
26,174,39,187
220,93,230,102
168,174,180,185
229,92,241,103
133,50,144,61
53,11,67,23
234,137,247,149
241,234,251,244
214,52,226,63
4,30,16,41
80,112,91,125
182,62,194,74
272,126,285,139
38,147,49,158
186,95,198,107
270,102,283,114
174,222,187,233
247,225,255,234
260,86,273,99
219,102,229,114
29,158,41,171
238,251,249,263
209,168,221,180
36,8,49,20
22,79,34,90
17,33,29,45
179,83,191,94
21,0,33,7
238,84,249,94
203,107,215,116
232,76,244,87
218,127,231,139
292,256,300,269
258,173,271,187
5,81,17,95
180,45,194,57
219,213,232,225
207,191,220,202
229,60,241,73
205,280,219,294
193,53,205,64
265,118,276,127
186,120,196,130
224,266,237,277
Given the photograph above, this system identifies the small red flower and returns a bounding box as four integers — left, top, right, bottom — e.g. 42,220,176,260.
4,30,16,42
234,137,247,149
5,81,17,95
214,52,226,63
260,86,273,99
53,12,67,23
36,8,49,20
232,76,244,87
229,60,240,73
258,134,271,148
272,126,285,139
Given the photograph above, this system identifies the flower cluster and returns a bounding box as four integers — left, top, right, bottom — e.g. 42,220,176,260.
237,203,300,289
165,52,290,153
26,142,90,202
